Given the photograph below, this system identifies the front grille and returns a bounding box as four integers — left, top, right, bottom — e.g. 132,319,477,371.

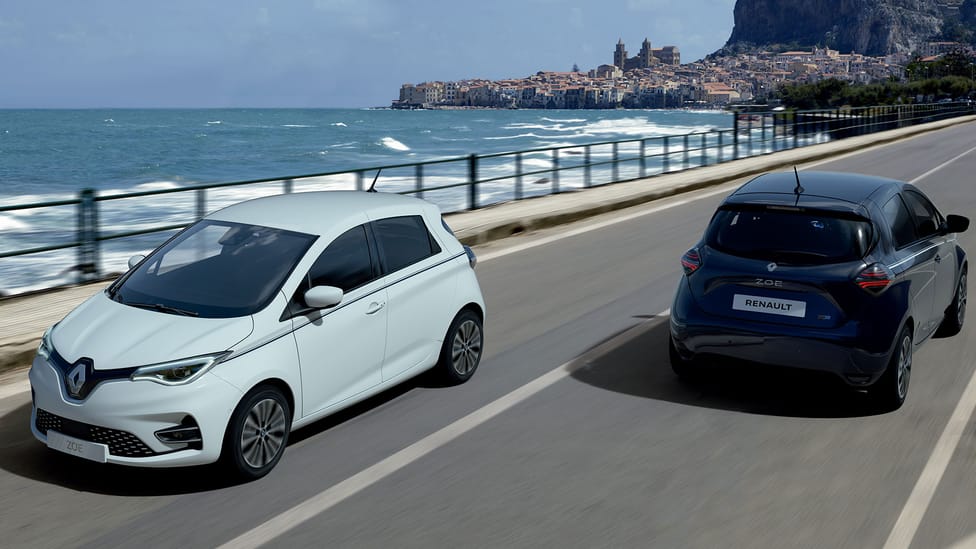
36,408,158,457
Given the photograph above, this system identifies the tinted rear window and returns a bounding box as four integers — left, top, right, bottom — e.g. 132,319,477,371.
706,208,872,264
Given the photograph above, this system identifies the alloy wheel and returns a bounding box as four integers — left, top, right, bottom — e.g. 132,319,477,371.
240,398,287,469
896,333,912,400
451,319,482,376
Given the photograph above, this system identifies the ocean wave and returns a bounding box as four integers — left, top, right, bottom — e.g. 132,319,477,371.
207,120,222,125
541,117,586,123
0,215,29,231
282,124,314,128
379,137,410,151
331,122,348,127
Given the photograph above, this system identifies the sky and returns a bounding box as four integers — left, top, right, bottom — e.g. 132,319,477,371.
1,0,737,108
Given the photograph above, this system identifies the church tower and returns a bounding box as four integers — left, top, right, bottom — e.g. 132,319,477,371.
638,38,654,67
614,39,627,70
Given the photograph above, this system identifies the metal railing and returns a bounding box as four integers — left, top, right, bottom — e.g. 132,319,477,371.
1,102,972,290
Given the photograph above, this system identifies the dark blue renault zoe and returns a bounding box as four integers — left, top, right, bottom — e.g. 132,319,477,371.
669,171,969,409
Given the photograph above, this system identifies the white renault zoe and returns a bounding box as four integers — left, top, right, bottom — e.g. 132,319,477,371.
29,191,486,479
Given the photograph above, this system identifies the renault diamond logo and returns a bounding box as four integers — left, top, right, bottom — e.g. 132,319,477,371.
767,262,778,272
66,362,87,398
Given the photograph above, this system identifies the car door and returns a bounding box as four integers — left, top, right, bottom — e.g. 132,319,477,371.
371,214,455,382
290,224,388,417
882,193,938,340
902,189,956,332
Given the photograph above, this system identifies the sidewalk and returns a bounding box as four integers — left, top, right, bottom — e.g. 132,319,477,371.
2,114,974,379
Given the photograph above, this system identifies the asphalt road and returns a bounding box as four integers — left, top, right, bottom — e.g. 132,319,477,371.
2,122,976,548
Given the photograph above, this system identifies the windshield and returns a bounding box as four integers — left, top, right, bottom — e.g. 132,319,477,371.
112,220,316,318
706,207,873,265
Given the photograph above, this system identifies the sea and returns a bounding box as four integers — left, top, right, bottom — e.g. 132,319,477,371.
0,108,732,294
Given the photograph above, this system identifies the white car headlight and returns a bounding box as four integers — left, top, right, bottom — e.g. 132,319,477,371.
37,327,54,361
130,352,231,386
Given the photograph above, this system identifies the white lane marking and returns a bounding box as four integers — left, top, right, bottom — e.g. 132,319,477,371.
909,143,976,184
881,141,976,549
882,365,976,549
218,315,666,549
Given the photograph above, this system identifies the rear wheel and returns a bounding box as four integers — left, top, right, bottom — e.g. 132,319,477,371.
936,267,967,337
436,309,483,385
223,386,291,481
872,326,912,411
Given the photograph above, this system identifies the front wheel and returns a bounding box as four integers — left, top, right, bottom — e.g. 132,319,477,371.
223,386,291,481
872,326,912,411
436,309,484,385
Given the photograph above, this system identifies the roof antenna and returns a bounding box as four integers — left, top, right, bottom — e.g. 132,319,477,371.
367,169,381,193
793,166,804,207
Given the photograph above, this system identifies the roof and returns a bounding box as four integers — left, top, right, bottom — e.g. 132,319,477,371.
728,171,902,208
207,191,435,236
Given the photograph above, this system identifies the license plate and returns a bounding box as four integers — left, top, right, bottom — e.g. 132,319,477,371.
732,294,806,318
47,430,108,463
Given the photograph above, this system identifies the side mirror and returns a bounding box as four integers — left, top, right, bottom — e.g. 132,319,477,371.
127,254,145,269
946,214,970,234
304,285,343,309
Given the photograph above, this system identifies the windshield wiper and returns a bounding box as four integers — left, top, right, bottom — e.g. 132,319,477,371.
124,301,199,317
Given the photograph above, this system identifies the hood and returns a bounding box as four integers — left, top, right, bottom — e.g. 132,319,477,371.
50,291,254,371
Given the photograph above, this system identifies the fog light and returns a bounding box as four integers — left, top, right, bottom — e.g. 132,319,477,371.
155,417,202,449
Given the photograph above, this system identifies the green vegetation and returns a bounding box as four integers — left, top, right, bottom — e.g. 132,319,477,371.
775,51,976,109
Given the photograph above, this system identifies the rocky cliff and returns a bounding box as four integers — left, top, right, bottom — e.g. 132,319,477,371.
723,0,945,56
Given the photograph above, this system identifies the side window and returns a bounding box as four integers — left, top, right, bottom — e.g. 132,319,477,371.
304,225,376,292
374,215,441,273
902,190,942,239
882,195,917,249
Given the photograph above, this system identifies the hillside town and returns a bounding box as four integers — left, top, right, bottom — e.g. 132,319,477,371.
392,38,972,110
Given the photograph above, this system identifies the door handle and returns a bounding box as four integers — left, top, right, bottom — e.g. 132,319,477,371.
366,301,386,315
935,254,942,263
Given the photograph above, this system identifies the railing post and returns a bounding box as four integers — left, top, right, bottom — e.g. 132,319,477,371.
283,179,293,194
683,134,690,169
733,114,740,160
748,116,754,156
195,189,207,220
515,153,524,200
415,164,424,199
612,142,619,182
639,139,646,178
356,171,365,191
77,188,100,281
552,149,560,193
700,133,707,166
718,131,724,163
584,145,592,187
663,136,670,172
468,154,479,210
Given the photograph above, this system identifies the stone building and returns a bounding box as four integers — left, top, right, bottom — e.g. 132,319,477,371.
613,38,681,71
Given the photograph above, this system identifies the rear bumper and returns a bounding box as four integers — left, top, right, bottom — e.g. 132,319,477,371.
670,282,893,386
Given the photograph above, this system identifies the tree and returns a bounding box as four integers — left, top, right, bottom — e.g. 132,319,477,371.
572,63,580,73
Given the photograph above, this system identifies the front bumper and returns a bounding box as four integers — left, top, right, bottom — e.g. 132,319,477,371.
670,282,893,386
29,353,244,467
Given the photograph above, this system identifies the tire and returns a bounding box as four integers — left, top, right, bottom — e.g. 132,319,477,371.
872,325,912,411
223,386,291,481
668,334,695,380
936,267,967,337
436,309,483,385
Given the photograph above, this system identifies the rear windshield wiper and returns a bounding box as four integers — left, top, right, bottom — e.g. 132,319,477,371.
124,301,199,317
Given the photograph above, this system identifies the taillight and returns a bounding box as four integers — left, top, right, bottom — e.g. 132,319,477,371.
856,263,893,293
680,248,701,276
